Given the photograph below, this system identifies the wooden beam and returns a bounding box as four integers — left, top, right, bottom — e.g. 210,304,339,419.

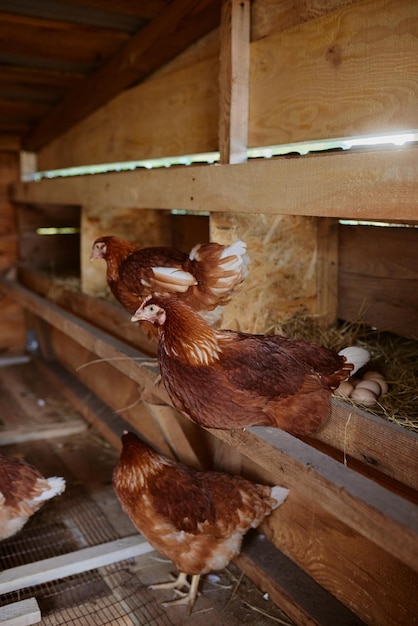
210,426,418,573
13,146,418,223
0,12,128,66
0,134,21,152
236,532,365,626
218,0,250,164
316,217,339,326
0,598,41,626
23,0,222,150
0,535,153,596
0,420,86,445
314,400,418,493
60,0,170,20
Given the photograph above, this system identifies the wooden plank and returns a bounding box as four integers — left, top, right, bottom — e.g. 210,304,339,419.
61,0,170,20
0,134,21,152
0,12,128,66
0,278,159,389
249,0,418,147
142,400,204,470
313,400,418,492
250,0,360,41
0,98,49,122
316,218,339,327
210,426,418,573
236,532,365,626
0,598,41,626
36,355,177,458
0,420,86,445
18,267,157,356
338,224,418,336
218,0,250,164
14,146,418,223
0,65,85,89
23,0,222,151
0,535,153,596
37,55,219,171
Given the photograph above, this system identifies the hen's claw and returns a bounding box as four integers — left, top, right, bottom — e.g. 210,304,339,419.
151,572,200,609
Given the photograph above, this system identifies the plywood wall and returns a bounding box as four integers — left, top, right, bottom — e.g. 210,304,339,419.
81,206,174,297
211,212,319,332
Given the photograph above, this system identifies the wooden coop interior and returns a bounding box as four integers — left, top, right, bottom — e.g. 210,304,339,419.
0,0,417,624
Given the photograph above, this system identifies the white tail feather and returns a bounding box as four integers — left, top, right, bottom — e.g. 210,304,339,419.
338,346,370,375
33,476,66,503
270,486,289,509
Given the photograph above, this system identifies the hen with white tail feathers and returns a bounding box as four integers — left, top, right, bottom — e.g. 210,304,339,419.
90,235,250,328
0,454,66,540
113,431,289,609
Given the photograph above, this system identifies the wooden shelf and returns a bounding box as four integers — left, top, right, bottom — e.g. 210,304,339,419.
13,145,418,223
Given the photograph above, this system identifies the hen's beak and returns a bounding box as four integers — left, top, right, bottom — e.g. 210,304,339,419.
131,311,142,323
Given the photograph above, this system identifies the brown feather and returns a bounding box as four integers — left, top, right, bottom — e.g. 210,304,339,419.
113,432,288,578
91,236,249,323
132,296,367,436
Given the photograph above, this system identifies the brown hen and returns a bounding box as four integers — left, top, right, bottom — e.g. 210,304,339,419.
113,431,289,609
131,296,370,436
0,454,66,540
91,235,250,326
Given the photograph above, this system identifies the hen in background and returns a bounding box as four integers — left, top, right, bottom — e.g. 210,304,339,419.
91,235,250,326
0,454,66,540
132,296,370,436
113,431,289,609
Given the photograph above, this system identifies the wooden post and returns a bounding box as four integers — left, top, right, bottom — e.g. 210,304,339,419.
214,0,250,474
219,0,250,165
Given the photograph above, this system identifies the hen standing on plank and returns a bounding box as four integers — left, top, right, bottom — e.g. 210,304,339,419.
91,235,250,326
113,431,289,609
131,296,370,436
0,454,66,539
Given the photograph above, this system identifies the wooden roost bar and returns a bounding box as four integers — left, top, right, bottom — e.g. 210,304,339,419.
0,1,417,625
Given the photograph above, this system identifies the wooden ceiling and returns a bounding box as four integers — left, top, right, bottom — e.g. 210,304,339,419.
0,0,222,152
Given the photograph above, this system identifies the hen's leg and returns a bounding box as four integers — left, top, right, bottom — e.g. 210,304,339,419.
150,571,189,592
161,574,200,609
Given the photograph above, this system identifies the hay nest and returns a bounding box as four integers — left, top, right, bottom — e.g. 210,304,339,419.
268,312,418,434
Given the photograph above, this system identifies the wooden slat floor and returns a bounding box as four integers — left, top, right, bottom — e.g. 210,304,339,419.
0,359,294,626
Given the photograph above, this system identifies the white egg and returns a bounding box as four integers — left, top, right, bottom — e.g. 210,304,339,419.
355,379,382,397
376,379,388,396
362,371,388,395
351,387,378,406
335,381,354,397
363,370,385,381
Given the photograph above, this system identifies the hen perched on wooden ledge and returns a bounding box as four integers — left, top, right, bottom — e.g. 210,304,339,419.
113,431,289,609
131,296,370,436
91,235,250,327
0,454,66,540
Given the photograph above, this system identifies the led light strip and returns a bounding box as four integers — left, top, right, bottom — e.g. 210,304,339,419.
23,131,418,182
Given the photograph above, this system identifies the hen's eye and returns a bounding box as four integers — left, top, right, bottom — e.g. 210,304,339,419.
148,305,156,312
